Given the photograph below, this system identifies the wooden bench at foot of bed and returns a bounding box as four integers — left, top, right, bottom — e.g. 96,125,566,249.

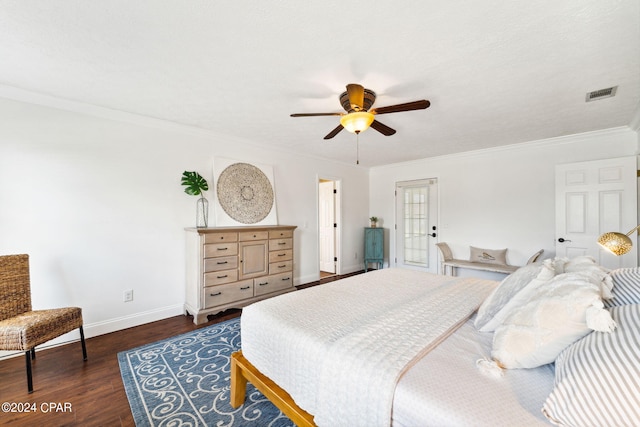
231,350,316,427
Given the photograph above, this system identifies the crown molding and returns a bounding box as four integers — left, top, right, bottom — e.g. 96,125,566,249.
0,84,368,170
372,126,635,171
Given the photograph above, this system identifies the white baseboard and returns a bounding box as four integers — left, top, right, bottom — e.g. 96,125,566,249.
0,304,185,360
296,273,319,286
296,263,365,287
341,262,366,275
85,304,185,338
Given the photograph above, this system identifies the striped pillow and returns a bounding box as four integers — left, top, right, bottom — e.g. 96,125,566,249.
605,268,640,308
542,304,640,426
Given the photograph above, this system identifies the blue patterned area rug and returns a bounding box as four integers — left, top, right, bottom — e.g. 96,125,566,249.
117,317,294,427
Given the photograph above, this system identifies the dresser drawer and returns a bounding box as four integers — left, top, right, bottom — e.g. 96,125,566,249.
254,272,293,296
204,242,238,258
204,232,238,244
239,231,269,241
269,249,293,263
204,255,238,272
204,269,239,286
204,280,253,308
269,238,292,251
269,260,292,275
269,229,293,239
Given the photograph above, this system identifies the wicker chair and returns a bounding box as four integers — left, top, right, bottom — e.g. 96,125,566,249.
0,254,87,393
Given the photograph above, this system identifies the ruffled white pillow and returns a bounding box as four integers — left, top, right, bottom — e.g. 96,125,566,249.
491,270,616,369
477,256,613,333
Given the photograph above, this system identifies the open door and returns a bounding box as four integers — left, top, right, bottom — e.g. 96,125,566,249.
319,179,337,275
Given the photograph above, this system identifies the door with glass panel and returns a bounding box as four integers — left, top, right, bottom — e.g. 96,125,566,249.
395,179,439,272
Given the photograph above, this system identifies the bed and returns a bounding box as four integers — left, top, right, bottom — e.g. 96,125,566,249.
231,262,640,427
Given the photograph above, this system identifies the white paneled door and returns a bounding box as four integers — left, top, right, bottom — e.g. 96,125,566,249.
555,156,638,269
319,180,336,273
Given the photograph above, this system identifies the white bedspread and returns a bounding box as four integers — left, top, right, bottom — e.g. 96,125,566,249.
241,268,497,427
393,315,555,426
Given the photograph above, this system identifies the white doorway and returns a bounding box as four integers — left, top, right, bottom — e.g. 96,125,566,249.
319,178,341,277
395,178,439,273
555,156,638,269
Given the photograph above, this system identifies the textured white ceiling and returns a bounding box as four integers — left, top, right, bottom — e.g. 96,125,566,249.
1,0,639,167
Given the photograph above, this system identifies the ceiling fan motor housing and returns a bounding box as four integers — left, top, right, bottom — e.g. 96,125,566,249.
340,88,377,112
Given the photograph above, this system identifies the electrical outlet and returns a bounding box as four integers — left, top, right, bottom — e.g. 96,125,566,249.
123,289,134,302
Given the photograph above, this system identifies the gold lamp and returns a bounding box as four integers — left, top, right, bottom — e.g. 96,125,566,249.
340,111,375,134
598,225,640,256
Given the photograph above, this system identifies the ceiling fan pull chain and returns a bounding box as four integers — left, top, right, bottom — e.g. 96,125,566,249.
356,133,360,165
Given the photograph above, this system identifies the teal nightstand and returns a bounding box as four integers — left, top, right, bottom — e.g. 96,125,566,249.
364,227,384,271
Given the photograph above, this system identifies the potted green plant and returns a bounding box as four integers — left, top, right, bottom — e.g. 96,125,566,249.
369,216,378,227
181,171,209,228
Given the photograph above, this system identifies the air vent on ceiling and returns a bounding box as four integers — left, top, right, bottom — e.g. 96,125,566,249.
585,86,617,102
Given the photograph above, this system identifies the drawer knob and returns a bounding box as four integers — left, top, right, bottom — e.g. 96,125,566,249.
240,286,251,290
217,274,228,279
218,247,228,251
210,292,222,297
217,261,228,265
258,282,269,286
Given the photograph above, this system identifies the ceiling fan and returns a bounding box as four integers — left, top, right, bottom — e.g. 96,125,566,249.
290,83,430,140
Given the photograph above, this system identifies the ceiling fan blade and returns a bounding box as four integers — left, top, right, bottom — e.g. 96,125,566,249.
291,112,342,117
370,120,396,136
346,83,365,111
324,124,344,140
371,100,430,115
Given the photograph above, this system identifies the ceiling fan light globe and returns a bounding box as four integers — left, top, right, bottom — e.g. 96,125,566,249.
340,112,375,134
597,231,632,256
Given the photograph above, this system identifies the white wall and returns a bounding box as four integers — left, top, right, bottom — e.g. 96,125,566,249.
2,94,638,356
0,97,369,349
370,127,639,280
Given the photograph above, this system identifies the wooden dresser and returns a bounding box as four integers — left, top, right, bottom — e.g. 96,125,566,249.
185,225,297,324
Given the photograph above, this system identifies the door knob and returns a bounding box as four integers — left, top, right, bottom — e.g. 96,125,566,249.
558,238,572,243
430,233,436,237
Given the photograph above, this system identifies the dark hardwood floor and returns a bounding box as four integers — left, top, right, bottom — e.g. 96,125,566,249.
0,271,363,426
0,309,241,427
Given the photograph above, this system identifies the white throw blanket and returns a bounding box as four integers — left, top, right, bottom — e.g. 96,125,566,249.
241,268,497,427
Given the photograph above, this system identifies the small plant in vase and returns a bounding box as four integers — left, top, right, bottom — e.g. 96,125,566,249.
181,171,209,228
369,216,378,228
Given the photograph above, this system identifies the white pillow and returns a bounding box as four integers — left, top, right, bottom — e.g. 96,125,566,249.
542,304,640,426
491,271,616,369
476,262,555,332
475,263,546,330
564,256,613,297
478,256,612,333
